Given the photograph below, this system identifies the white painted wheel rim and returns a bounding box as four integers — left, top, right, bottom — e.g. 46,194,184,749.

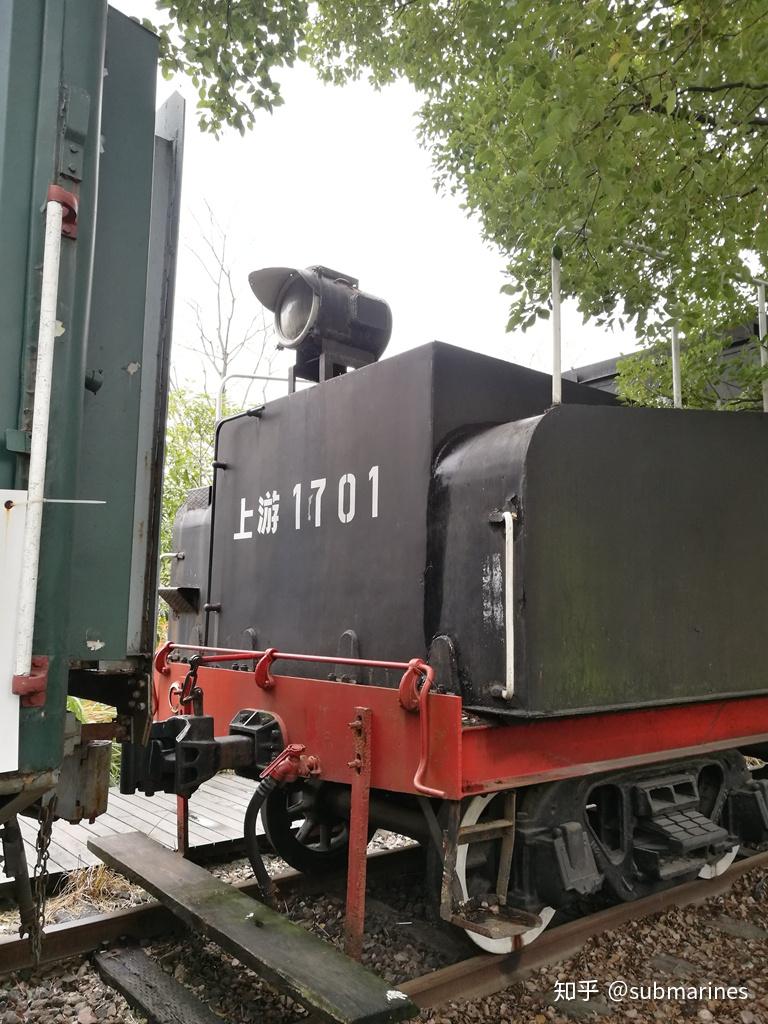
454,793,555,953
698,844,739,879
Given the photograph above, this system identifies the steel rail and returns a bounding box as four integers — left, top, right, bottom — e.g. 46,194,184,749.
3,845,767,1013
401,849,768,1008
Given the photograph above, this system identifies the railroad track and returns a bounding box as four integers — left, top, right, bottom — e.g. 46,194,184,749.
1,845,767,1021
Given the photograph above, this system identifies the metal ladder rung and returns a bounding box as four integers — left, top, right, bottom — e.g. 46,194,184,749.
457,817,515,844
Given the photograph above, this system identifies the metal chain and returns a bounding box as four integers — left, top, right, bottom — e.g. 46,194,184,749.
28,795,56,964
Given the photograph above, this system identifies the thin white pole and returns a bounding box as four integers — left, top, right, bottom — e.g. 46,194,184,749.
671,323,682,409
758,282,767,413
215,372,289,421
551,252,562,405
501,509,517,701
15,201,64,678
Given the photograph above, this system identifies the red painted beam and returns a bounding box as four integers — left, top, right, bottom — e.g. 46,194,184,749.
461,695,768,792
158,663,768,797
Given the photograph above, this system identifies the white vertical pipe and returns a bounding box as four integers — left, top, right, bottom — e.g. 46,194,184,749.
758,282,767,413
14,201,64,678
671,322,682,409
501,509,517,700
551,253,562,405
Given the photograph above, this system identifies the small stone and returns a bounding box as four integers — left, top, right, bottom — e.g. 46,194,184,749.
77,1010,98,1024
3,1012,22,1024
741,1013,756,1024
697,1012,714,1023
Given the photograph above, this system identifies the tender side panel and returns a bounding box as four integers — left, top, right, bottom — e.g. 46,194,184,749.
210,350,435,680
524,405,768,713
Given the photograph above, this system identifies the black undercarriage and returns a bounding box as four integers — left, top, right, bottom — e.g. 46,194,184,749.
452,750,768,923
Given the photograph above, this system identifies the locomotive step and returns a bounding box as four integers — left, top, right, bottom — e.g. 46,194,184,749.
456,817,516,845
87,833,418,1024
449,902,542,940
639,807,730,854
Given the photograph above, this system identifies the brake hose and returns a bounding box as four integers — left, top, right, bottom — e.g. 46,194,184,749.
243,776,279,903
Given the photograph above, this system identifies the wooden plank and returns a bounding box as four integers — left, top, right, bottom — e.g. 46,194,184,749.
205,771,258,794
194,778,254,807
106,793,224,845
199,777,257,803
95,946,223,1024
17,817,94,872
0,772,257,883
88,832,417,1024
105,792,178,827
110,786,253,840
187,791,248,829
106,794,239,851
184,804,242,838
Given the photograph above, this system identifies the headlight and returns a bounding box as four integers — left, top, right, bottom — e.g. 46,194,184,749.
249,265,392,362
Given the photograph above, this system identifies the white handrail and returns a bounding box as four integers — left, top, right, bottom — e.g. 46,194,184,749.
501,509,518,701
215,372,289,421
15,201,64,678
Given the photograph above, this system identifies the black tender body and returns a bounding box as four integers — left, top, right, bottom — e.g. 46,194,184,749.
169,341,768,718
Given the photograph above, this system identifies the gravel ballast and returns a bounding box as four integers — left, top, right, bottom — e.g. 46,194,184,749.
1,839,767,1024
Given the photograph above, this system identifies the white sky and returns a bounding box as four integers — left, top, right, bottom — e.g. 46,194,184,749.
114,1,639,407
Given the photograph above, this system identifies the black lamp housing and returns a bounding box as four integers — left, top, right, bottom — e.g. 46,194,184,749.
248,265,392,388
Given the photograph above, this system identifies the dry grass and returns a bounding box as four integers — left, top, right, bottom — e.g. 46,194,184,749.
80,700,116,724
46,863,143,920
0,860,145,935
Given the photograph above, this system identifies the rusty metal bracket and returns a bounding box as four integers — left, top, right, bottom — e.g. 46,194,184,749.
47,184,78,239
344,706,372,960
12,655,49,708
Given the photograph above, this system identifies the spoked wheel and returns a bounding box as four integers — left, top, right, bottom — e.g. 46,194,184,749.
260,780,352,874
455,793,555,954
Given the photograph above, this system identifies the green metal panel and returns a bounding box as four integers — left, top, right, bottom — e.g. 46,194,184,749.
0,2,45,492
0,0,109,774
1,3,180,788
67,11,159,663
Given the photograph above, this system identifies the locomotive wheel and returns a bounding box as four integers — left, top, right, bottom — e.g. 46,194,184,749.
455,793,555,954
261,780,353,875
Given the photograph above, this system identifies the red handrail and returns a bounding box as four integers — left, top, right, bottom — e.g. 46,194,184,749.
153,642,444,797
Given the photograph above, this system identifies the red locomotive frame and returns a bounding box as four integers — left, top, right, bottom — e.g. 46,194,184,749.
154,642,768,957
155,642,768,800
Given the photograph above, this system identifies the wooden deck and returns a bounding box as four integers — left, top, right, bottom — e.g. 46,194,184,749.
1,773,258,882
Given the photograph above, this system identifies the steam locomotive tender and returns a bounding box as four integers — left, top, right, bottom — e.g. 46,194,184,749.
130,264,768,954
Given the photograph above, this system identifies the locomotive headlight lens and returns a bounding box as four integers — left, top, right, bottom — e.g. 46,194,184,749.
277,276,316,345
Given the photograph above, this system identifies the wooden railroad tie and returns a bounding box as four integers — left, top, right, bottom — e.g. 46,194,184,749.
87,832,418,1024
